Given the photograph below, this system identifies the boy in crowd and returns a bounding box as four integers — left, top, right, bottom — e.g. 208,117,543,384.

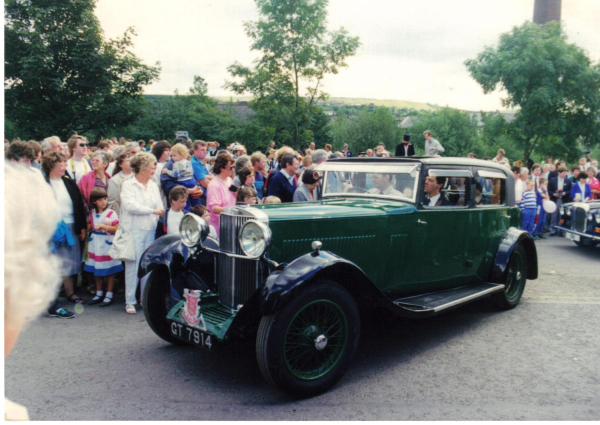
155,186,189,239
520,179,538,236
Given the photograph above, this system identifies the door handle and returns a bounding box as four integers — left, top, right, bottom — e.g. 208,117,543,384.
417,219,427,226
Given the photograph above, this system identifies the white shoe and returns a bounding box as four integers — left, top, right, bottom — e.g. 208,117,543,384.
125,304,136,314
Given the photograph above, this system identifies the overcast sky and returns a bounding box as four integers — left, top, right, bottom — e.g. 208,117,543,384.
95,0,600,111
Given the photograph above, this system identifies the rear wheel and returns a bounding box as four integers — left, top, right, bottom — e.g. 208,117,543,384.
256,281,360,397
143,267,189,345
493,245,527,310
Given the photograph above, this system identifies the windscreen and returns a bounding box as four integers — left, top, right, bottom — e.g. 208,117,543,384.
317,163,419,202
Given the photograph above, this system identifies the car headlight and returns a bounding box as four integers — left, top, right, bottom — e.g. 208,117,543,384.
588,213,594,221
559,207,564,216
239,220,272,258
180,214,209,247
595,214,600,224
566,209,571,216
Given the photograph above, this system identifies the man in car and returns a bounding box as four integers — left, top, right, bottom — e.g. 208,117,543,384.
367,173,402,197
424,175,451,206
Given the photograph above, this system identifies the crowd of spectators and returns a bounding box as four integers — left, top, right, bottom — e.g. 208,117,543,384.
4,131,599,318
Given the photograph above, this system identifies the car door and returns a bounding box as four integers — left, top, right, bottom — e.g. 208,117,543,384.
411,167,473,293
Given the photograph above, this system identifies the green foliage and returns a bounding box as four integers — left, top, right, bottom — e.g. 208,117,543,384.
225,0,359,149
116,77,241,143
4,0,160,141
406,108,480,157
465,21,600,162
329,107,401,153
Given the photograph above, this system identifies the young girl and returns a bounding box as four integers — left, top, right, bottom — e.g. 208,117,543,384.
85,188,124,306
236,186,258,205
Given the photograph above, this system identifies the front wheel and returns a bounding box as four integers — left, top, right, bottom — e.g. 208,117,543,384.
143,266,189,345
256,281,360,397
492,245,527,310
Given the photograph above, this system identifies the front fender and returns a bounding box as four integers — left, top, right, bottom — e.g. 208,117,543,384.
259,250,391,316
138,234,190,278
138,235,220,278
491,227,538,282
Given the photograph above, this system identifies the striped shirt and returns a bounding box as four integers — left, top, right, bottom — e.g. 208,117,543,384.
520,190,537,210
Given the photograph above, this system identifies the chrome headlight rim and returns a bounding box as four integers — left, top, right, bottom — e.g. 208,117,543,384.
180,213,209,248
238,219,272,259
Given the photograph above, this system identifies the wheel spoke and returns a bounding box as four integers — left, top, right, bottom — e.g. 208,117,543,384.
284,299,349,380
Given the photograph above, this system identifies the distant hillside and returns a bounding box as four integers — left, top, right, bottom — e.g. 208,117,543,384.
210,95,435,110
147,94,516,113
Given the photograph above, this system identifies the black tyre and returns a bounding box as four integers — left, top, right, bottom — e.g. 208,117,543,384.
256,281,360,398
492,245,528,310
143,266,189,346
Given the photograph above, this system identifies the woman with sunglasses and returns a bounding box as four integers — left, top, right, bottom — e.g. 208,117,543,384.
65,135,92,184
206,152,236,238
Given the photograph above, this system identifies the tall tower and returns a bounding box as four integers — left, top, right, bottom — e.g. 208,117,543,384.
533,0,562,24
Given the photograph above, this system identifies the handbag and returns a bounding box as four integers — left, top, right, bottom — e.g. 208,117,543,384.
108,227,135,262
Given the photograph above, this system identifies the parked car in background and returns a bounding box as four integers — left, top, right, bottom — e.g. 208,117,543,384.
557,201,600,248
139,157,538,397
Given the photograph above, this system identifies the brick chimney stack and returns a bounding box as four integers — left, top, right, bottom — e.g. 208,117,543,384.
533,0,562,24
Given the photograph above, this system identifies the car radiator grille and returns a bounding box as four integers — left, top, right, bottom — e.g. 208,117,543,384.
573,207,587,233
217,212,260,310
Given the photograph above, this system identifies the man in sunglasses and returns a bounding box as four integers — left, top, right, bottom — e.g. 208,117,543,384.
66,135,92,184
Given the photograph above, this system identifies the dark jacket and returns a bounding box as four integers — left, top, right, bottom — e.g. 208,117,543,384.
548,176,572,203
395,143,415,157
425,194,452,207
45,175,88,238
267,170,297,203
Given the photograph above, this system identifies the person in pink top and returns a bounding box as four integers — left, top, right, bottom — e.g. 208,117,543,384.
587,166,600,200
207,152,236,237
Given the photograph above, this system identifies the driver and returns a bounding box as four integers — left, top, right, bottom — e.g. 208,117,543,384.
424,175,451,206
367,173,403,197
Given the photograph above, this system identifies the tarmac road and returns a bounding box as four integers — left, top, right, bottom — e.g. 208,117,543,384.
5,237,599,420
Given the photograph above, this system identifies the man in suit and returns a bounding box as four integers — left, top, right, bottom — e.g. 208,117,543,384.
395,133,415,157
548,167,572,236
267,153,299,203
423,176,451,206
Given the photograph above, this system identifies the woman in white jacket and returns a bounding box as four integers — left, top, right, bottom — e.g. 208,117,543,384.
120,153,165,314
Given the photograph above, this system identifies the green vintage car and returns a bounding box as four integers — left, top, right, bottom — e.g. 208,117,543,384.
139,157,538,397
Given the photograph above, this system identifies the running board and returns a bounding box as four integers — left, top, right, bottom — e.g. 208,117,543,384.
393,282,505,315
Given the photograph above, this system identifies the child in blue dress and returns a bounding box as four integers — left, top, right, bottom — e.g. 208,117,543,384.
85,188,124,306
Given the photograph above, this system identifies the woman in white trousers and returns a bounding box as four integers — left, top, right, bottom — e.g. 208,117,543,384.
119,153,165,314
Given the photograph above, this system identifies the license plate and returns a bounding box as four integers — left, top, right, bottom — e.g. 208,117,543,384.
565,233,580,242
169,321,213,350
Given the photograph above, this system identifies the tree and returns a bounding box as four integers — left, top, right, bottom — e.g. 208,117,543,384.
225,0,359,149
329,107,400,153
4,0,160,141
407,107,480,157
465,21,600,162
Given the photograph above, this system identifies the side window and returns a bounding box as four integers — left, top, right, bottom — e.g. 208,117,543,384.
424,169,472,208
475,169,507,207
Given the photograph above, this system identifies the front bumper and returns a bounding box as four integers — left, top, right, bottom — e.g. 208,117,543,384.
555,226,600,242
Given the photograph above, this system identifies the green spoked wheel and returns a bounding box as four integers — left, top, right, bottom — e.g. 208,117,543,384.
493,245,528,310
284,300,348,381
257,281,360,397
